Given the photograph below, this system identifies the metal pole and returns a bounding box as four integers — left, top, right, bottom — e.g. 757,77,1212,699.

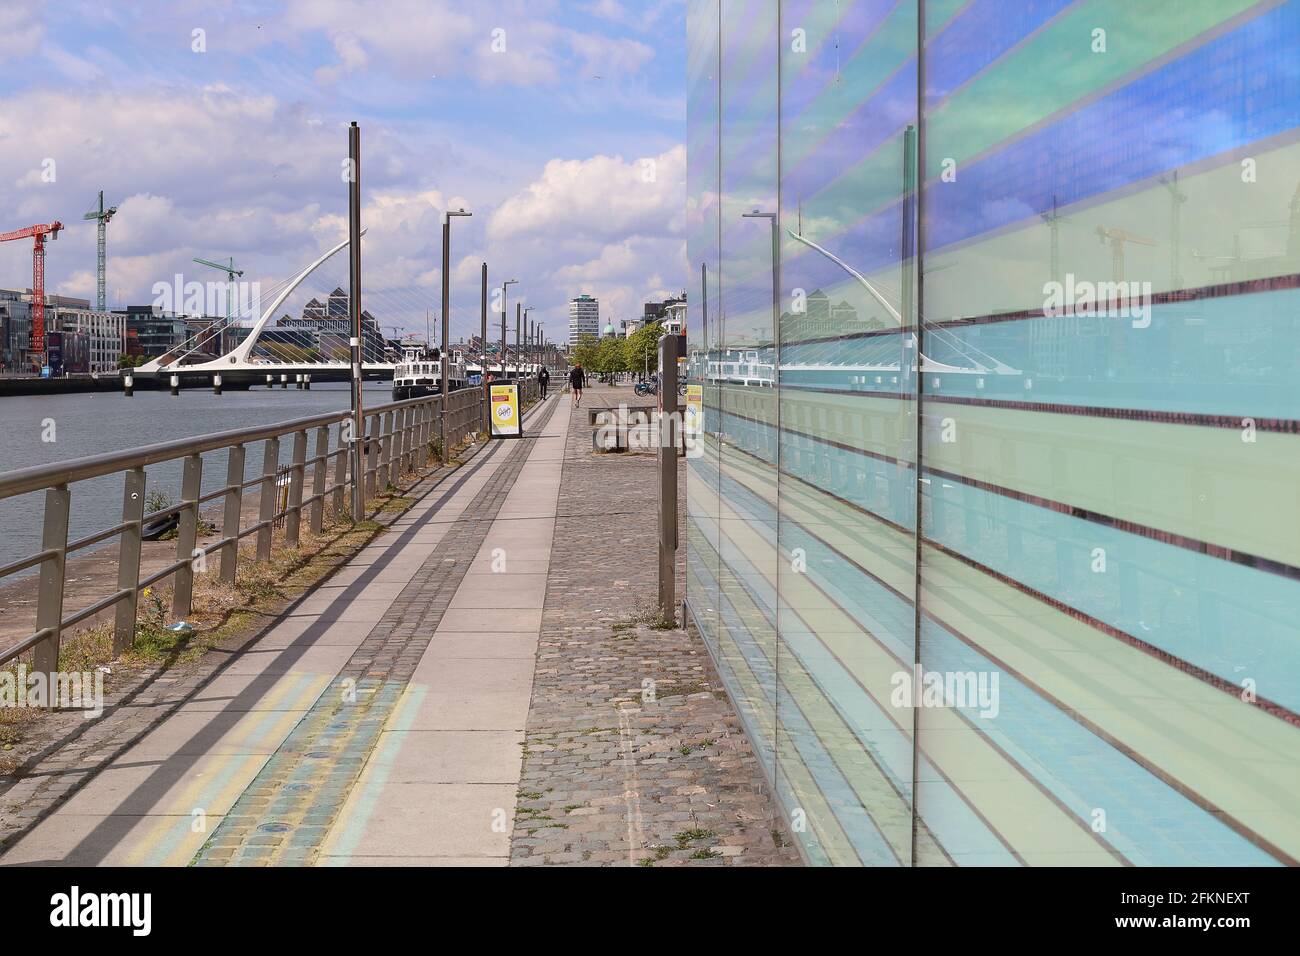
481,262,489,434
657,333,682,622
440,208,471,464
348,120,365,521
515,302,521,380
441,216,450,464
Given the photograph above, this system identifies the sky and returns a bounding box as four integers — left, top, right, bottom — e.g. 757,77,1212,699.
0,0,687,346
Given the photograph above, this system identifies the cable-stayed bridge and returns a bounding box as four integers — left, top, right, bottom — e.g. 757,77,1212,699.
131,235,397,388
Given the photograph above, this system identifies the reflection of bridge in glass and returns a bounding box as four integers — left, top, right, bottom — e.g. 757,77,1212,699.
134,232,397,386
694,230,1023,392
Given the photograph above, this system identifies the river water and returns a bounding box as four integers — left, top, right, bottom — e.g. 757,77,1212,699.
0,381,395,576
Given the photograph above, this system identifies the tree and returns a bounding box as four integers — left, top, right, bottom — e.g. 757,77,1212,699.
595,335,627,375
625,321,663,379
572,334,601,371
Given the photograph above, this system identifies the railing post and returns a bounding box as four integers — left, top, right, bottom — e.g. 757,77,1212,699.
402,406,415,473
113,468,146,654
310,425,329,534
420,402,432,467
285,429,308,547
257,438,280,561
434,398,444,465
365,414,379,501
33,484,71,697
219,446,245,585
392,408,404,484
171,453,204,620
332,422,348,517
379,411,394,490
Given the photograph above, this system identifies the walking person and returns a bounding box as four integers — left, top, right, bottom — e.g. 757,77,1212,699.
569,363,585,408
538,365,550,400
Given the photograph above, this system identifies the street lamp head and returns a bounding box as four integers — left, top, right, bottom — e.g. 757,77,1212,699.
445,207,472,223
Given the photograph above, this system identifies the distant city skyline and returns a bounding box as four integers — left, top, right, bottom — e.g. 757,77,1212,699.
0,1,687,349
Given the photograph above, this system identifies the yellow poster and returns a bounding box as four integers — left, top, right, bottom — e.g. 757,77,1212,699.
489,383,522,438
683,383,702,455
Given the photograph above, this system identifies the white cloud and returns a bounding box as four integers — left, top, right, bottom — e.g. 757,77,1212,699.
489,144,685,243
0,0,43,61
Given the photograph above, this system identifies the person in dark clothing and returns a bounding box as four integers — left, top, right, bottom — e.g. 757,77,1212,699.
538,366,550,399
569,364,585,407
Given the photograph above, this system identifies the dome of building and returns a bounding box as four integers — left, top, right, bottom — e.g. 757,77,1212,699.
602,323,616,336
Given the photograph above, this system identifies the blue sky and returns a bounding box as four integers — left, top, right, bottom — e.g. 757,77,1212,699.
0,0,687,343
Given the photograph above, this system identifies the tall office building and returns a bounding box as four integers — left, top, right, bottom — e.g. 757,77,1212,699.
568,294,599,347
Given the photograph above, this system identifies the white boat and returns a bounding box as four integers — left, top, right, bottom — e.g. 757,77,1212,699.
392,343,468,400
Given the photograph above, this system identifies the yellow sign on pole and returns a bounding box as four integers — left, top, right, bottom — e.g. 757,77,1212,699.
489,382,522,438
683,383,702,455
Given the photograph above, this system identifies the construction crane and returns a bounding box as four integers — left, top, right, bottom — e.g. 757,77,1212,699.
192,255,243,323
0,220,64,367
83,191,118,311
1096,225,1156,283
1040,193,1071,287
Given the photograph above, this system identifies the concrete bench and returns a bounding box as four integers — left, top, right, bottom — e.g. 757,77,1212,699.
588,404,654,426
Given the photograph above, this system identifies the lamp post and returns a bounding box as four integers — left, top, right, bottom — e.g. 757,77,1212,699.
523,306,535,385
348,121,364,521
441,207,471,464
500,278,517,384
742,209,779,386
480,262,489,434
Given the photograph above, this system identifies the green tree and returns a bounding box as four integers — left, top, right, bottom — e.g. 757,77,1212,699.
571,333,601,371
595,335,627,375
625,321,663,379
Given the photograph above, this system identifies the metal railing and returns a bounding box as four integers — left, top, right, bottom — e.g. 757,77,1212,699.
0,380,539,685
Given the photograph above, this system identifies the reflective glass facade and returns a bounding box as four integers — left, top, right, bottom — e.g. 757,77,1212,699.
686,0,1300,865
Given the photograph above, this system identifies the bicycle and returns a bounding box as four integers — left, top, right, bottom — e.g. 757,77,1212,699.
634,380,658,397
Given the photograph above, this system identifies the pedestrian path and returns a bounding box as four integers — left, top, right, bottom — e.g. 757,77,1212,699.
0,394,568,866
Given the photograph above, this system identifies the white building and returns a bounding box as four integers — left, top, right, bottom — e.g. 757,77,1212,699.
56,308,126,373
661,300,687,336
568,294,599,347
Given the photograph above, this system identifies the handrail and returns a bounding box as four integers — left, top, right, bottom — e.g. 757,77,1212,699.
0,381,542,680
0,393,438,500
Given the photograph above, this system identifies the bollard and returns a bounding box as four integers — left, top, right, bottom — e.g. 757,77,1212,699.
296,374,304,390
303,374,311,390
123,373,134,397
266,374,273,388
213,373,223,396
281,374,287,389
170,373,180,396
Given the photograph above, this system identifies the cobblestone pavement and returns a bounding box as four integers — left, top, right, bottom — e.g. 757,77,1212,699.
194,398,562,865
511,385,799,866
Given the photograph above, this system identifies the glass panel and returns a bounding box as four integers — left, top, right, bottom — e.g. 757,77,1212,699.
713,0,782,798
685,0,724,717
776,0,921,866
916,0,1300,866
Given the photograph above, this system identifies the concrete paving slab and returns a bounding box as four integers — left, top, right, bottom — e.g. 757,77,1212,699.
435,607,543,632
424,632,542,659
371,730,525,784
321,782,517,858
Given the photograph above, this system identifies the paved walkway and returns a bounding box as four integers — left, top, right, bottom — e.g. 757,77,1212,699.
0,387,793,867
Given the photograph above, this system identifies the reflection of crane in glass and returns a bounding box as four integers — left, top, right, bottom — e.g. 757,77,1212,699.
1158,171,1187,289
1095,226,1157,283
1040,194,1070,288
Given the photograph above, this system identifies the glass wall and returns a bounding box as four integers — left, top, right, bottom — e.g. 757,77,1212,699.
686,0,1300,866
